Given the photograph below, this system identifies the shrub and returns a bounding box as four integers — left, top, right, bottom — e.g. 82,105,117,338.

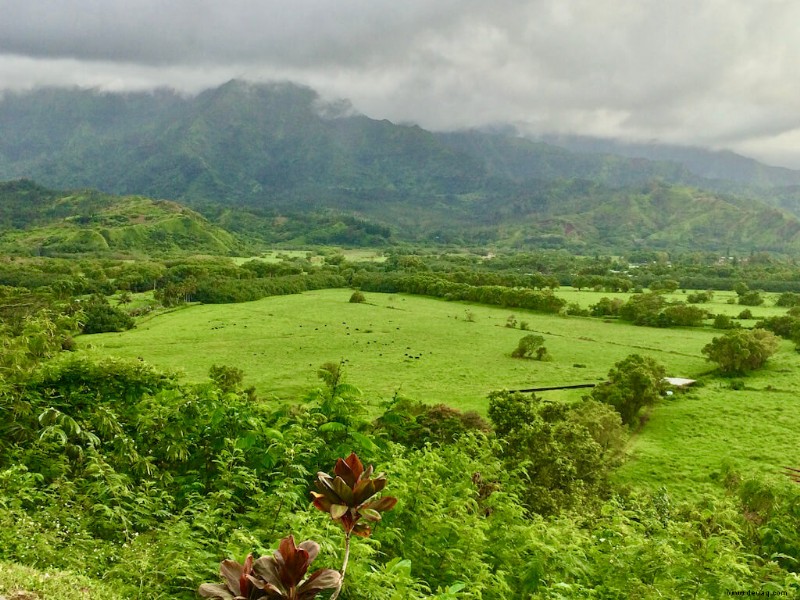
738,290,764,306
209,364,245,393
511,334,546,359
775,292,800,307
349,290,366,303
565,302,590,317
488,390,622,514
81,296,135,334
713,314,737,329
663,304,706,327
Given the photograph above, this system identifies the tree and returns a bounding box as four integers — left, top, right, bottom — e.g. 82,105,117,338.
663,304,706,327
702,329,779,375
511,334,547,359
591,296,624,317
592,354,666,426
81,295,134,334
619,293,667,326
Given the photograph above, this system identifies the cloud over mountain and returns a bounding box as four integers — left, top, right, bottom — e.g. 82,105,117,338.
2,1,800,167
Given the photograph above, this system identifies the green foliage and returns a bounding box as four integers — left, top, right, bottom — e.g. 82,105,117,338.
0,561,124,600
754,315,800,345
348,290,366,304
738,290,765,306
590,296,624,317
702,328,779,375
619,292,668,326
0,181,238,256
1,346,799,598
591,354,666,426
511,334,546,359
687,290,713,303
375,397,490,448
487,391,624,514
662,303,707,327
649,278,679,292
775,291,800,307
713,313,737,330
193,273,346,304
81,295,135,334
0,311,78,372
209,364,245,394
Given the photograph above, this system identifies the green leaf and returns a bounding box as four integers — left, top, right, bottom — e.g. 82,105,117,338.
319,421,347,433
349,431,379,452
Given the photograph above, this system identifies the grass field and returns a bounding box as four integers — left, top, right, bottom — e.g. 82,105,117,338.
614,347,800,496
80,289,800,497
82,289,717,412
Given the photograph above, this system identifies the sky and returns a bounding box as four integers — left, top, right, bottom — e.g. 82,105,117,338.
2,0,800,168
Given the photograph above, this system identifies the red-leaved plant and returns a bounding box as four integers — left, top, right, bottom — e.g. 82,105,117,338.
199,453,394,600
198,536,340,600
311,452,397,599
311,452,397,537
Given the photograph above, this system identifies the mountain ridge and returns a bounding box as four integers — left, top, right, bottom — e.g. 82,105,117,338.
2,81,800,252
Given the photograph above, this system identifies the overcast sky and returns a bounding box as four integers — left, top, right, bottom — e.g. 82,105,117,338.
2,0,800,168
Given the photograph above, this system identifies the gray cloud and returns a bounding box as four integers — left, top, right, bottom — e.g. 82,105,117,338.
2,0,800,167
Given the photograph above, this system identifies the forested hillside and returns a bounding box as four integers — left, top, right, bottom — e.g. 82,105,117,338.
3,82,800,252
0,179,239,255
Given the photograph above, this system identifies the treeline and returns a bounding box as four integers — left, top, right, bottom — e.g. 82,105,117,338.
193,273,347,304
351,271,566,314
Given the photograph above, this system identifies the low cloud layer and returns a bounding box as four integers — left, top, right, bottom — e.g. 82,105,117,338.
3,0,800,167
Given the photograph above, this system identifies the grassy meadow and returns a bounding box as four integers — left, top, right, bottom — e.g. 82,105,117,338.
85,289,717,411
83,288,800,497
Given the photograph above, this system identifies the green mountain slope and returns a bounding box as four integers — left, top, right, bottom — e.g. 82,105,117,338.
3,81,800,253
0,180,239,255
5,80,791,207
542,134,800,187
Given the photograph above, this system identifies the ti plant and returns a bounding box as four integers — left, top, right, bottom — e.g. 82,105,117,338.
198,453,394,600
311,452,398,600
198,536,340,600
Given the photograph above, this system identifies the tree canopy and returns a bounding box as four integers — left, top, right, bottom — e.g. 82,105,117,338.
702,328,779,375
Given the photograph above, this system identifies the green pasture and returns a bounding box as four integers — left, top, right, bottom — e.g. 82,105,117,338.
81,289,716,413
80,289,800,495
615,344,800,497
